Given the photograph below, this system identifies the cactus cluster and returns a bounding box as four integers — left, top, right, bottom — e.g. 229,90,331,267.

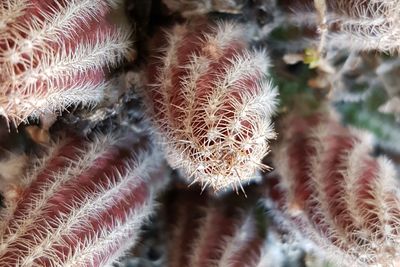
143,21,278,191
266,113,400,266
164,187,267,267
0,0,131,126
0,130,164,267
2,0,400,266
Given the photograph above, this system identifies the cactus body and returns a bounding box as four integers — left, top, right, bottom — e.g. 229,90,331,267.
164,187,266,267
267,114,400,266
0,130,164,267
0,0,131,125
326,1,400,52
144,21,277,191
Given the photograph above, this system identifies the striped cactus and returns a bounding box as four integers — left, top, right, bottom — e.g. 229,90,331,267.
0,129,166,267
164,187,267,267
266,113,400,266
143,21,277,191
0,0,131,126
326,1,400,52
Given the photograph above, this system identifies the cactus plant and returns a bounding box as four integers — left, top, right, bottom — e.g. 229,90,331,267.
324,1,400,52
164,187,267,267
266,113,400,266
278,1,400,53
143,21,278,191
0,129,165,267
0,0,131,126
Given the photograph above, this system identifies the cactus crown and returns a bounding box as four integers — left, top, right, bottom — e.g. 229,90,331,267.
144,21,278,192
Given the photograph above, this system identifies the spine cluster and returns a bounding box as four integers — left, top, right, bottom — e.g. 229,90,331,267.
268,114,400,266
165,187,266,267
326,1,400,52
0,0,131,125
144,21,277,191
0,130,164,267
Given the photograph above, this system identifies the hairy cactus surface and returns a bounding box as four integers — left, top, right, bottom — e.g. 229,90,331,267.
144,21,278,191
164,187,267,267
0,130,165,266
266,114,400,266
0,0,131,125
326,1,400,52
278,1,400,53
